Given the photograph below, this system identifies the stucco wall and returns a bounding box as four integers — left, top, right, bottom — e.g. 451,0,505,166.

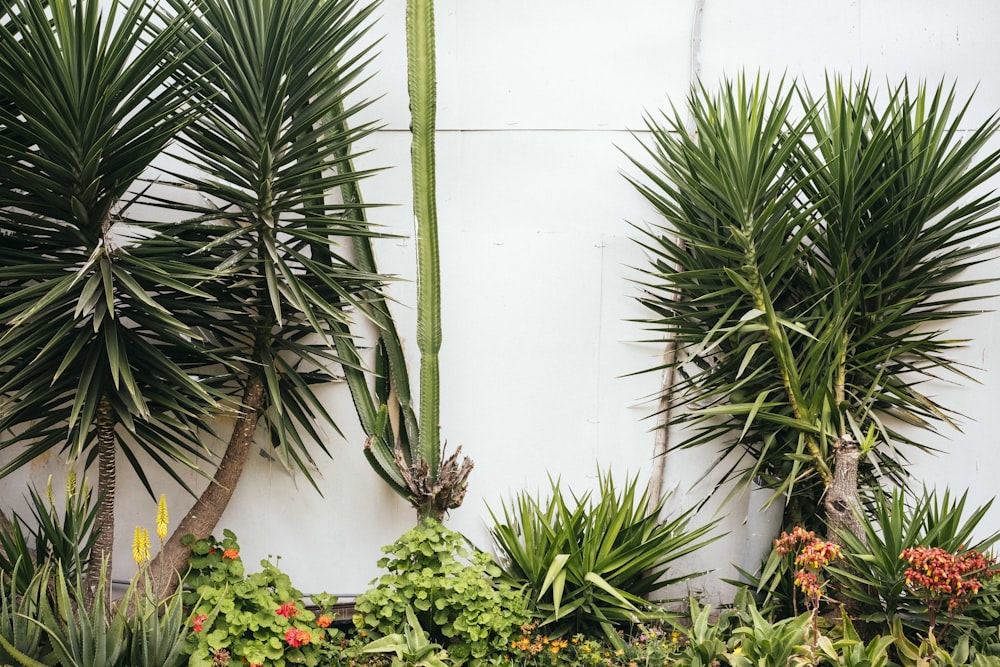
5,0,1000,604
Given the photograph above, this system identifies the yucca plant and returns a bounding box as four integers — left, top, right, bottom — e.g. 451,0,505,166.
490,470,718,645
138,0,392,598
0,0,215,594
628,73,1000,532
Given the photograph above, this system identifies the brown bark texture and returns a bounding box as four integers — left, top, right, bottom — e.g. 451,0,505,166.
84,393,117,608
824,434,865,547
144,375,266,601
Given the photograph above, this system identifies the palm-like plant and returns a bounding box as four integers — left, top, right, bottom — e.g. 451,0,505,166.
0,0,214,594
628,74,1000,530
140,0,390,597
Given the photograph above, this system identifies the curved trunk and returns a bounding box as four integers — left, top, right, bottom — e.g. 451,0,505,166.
84,393,116,608
144,375,266,600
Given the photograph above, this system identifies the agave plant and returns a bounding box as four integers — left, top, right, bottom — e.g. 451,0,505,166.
628,73,1000,530
490,470,718,645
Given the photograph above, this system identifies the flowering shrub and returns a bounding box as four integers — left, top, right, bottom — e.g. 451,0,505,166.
505,622,683,667
181,530,342,667
773,526,841,614
900,545,999,639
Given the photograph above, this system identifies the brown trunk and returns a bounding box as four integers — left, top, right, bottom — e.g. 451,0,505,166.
84,393,116,608
824,434,864,546
824,433,867,622
144,375,266,601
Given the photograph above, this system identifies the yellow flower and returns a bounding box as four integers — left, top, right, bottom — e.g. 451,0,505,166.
66,469,77,497
156,494,169,541
132,526,151,564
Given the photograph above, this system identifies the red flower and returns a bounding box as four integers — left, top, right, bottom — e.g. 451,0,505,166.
276,602,300,618
222,548,239,560
285,628,312,648
901,546,997,611
317,615,333,628
192,614,207,632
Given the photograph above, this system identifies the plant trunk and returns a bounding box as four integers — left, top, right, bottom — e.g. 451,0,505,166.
84,393,116,608
144,374,266,601
824,434,864,546
825,433,867,618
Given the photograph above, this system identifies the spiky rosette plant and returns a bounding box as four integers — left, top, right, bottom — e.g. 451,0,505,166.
628,73,1000,531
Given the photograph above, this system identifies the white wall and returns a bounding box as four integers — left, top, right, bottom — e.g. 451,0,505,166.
6,0,1000,603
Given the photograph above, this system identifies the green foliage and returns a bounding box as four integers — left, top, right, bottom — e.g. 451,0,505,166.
627,73,1000,523
362,605,450,667
181,531,341,667
490,470,718,644
727,602,812,667
0,474,99,593
891,618,1000,667
830,488,1000,636
670,598,739,667
0,561,46,665
814,612,894,667
0,0,216,491
354,518,528,665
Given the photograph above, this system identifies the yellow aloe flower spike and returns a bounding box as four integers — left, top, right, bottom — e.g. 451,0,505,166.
156,494,169,542
132,526,151,565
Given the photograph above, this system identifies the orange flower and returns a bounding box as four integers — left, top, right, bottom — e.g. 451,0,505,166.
222,548,239,560
317,615,332,628
285,628,312,648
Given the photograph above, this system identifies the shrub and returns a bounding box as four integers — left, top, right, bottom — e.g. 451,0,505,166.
830,487,1000,640
353,518,528,665
181,530,342,667
490,470,718,645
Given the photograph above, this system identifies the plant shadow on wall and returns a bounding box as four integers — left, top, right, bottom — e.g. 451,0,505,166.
626,73,1000,541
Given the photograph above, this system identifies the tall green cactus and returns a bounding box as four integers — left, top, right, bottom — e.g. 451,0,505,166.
406,0,442,478
345,0,471,520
